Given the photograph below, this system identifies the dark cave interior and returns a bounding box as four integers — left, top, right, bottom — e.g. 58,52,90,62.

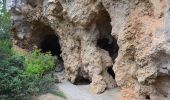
40,34,62,60
96,7,119,80
97,38,119,62
74,76,91,85
107,67,115,79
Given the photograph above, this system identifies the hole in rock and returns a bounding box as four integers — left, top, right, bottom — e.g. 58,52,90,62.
33,22,64,72
145,95,150,100
97,38,119,61
74,76,91,85
27,0,40,8
96,7,119,62
107,67,115,79
40,34,64,72
40,34,62,58
96,6,118,80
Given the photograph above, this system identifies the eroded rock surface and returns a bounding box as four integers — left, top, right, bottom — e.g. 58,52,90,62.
7,0,170,99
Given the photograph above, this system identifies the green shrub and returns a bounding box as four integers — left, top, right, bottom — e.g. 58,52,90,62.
0,0,11,41
0,55,26,99
25,50,55,76
0,40,12,56
0,54,55,100
0,0,12,59
21,74,55,97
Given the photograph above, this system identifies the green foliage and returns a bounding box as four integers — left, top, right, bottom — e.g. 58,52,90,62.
25,50,55,76
0,55,26,99
0,0,12,59
0,40,12,56
0,48,56,100
23,74,54,95
0,54,55,100
0,0,11,40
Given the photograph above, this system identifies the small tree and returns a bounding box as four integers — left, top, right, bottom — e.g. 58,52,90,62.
0,0,12,58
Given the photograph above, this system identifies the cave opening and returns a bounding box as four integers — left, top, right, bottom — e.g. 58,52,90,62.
74,76,91,85
97,38,119,62
40,34,64,72
40,34,62,58
96,7,119,79
107,67,115,79
145,95,150,100
96,6,119,62
27,0,41,8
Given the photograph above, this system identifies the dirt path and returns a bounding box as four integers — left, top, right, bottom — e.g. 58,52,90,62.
37,93,64,100
37,71,120,100
57,81,121,100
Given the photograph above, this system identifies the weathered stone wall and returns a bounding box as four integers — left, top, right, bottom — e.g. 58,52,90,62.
7,0,170,99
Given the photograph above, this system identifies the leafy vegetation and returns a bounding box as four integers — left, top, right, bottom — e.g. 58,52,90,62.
25,50,55,76
0,55,25,99
0,40,12,56
0,50,56,100
0,54,55,99
0,0,12,58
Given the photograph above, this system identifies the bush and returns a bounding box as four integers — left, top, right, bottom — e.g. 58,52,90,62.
0,0,11,40
0,55,25,99
25,50,55,76
0,0,12,59
0,55,55,100
0,40,12,56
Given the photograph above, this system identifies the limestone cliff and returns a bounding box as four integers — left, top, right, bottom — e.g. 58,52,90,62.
7,0,170,99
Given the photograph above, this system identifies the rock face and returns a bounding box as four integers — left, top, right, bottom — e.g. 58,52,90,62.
7,0,170,99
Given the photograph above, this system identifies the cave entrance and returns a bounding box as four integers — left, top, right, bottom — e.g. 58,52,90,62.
40,34,64,72
97,38,118,80
107,67,115,79
97,38,119,62
40,34,62,58
96,6,119,62
96,6,119,79
74,76,91,85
